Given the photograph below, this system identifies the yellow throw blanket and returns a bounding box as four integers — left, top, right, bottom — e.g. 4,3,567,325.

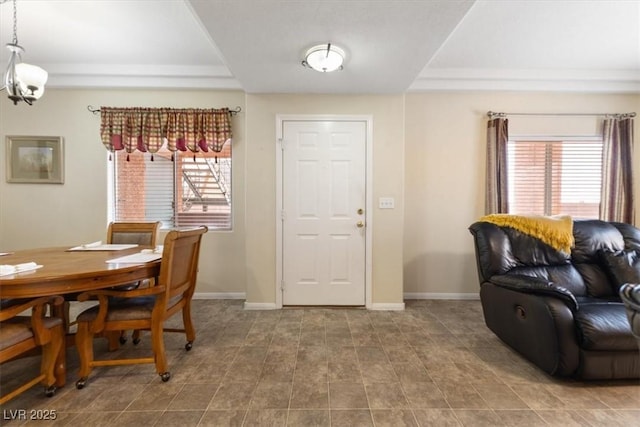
480,214,574,254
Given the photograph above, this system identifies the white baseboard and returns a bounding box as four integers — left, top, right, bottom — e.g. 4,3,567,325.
243,302,278,310
404,292,480,300
368,302,406,311
193,292,246,300
192,293,478,308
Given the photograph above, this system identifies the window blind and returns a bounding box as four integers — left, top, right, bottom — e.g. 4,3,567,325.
112,147,231,229
507,138,602,219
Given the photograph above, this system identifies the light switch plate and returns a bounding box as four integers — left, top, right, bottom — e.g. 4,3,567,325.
379,197,394,209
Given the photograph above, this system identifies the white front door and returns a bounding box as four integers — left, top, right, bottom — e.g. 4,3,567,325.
280,120,367,305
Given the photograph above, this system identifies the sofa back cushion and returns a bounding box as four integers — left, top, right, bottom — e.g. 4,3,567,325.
469,219,637,298
600,250,640,292
571,220,626,297
611,222,640,251
469,221,583,291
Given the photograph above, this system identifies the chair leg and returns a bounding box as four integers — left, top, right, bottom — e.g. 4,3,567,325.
182,303,195,350
59,301,72,334
40,324,63,397
107,331,121,351
151,323,169,381
75,322,94,389
132,329,141,345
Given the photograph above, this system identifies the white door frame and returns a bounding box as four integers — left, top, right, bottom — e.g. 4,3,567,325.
276,115,373,309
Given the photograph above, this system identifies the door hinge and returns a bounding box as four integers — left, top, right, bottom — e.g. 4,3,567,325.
280,280,285,292
279,138,286,150
281,210,286,221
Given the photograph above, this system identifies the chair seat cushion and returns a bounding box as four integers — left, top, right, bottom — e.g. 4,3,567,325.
0,316,62,351
574,303,637,351
76,297,156,323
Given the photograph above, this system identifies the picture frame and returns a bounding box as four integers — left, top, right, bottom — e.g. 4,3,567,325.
6,136,64,184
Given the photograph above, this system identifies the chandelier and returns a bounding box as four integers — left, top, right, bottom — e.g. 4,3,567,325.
2,0,47,105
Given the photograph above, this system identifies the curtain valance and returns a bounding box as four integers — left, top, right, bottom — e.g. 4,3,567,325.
100,107,232,156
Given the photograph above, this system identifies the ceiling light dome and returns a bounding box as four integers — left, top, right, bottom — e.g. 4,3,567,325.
302,43,345,73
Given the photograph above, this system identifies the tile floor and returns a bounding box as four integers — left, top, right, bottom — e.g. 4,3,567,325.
0,299,639,426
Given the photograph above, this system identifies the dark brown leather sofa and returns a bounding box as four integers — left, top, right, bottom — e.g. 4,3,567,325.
469,219,640,379
620,283,640,350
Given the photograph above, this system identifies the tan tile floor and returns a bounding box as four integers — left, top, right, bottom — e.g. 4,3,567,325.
1,299,639,426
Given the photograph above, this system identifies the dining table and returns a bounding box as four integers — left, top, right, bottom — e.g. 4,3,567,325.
0,245,162,387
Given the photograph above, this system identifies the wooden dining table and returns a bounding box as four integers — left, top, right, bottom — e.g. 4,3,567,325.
0,246,161,387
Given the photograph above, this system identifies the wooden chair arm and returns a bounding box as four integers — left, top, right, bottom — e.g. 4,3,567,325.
0,296,62,346
77,285,166,302
0,296,62,322
78,286,165,334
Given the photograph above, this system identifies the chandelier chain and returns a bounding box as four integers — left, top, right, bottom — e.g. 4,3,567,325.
11,0,17,45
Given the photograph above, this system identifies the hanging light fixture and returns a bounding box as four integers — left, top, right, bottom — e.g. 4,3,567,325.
302,43,345,73
2,0,47,105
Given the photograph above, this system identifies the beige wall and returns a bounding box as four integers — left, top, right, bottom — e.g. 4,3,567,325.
403,92,640,297
244,94,405,306
0,88,248,295
1,89,638,304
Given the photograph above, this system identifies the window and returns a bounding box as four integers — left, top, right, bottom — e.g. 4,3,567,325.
109,144,231,230
507,137,602,219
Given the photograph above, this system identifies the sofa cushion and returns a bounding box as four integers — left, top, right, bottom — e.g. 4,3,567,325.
572,220,625,263
510,264,587,297
573,264,616,298
620,284,640,342
574,303,637,351
611,222,640,251
601,250,640,293
571,220,627,298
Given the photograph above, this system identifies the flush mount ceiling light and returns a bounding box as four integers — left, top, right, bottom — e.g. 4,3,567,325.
302,43,345,73
2,0,48,105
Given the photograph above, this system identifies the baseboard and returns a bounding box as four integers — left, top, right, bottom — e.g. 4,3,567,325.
243,302,278,310
369,302,406,311
193,292,246,300
191,292,478,306
404,292,480,300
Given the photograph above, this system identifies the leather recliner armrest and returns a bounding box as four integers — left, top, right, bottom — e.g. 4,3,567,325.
489,274,579,312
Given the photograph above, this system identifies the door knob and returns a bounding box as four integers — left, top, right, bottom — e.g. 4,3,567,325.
356,221,365,228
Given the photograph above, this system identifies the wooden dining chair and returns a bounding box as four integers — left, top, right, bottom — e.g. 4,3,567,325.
74,226,207,388
62,221,161,345
107,221,161,346
107,221,161,246
0,296,64,404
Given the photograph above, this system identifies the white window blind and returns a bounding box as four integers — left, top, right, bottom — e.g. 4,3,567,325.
111,146,231,229
507,138,602,219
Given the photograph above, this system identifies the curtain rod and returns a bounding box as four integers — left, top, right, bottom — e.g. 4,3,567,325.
87,105,242,116
487,111,636,120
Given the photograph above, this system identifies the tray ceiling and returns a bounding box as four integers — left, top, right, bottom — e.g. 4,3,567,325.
0,0,637,93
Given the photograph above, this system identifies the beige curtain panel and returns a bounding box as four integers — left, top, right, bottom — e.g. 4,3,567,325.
600,117,635,224
485,117,509,214
100,107,233,156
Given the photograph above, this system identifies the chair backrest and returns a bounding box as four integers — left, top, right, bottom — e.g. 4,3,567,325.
107,222,160,246
157,227,208,310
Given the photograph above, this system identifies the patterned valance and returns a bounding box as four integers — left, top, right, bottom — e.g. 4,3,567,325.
100,107,232,155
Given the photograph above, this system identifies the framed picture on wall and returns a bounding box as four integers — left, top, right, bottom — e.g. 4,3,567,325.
6,136,64,184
